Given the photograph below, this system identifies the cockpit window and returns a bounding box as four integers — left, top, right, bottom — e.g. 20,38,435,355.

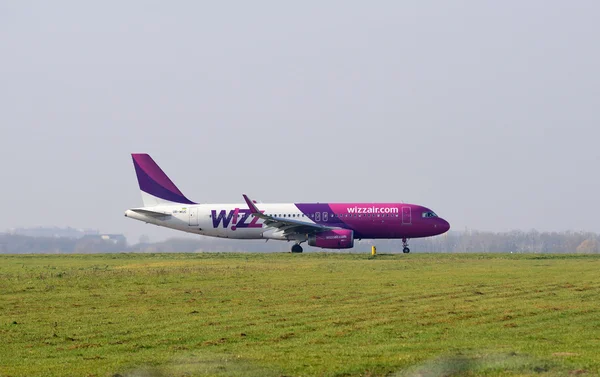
422,211,438,218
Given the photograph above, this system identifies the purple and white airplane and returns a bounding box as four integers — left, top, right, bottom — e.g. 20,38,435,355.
125,154,450,253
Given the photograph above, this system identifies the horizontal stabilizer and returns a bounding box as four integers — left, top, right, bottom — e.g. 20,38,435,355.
129,208,172,218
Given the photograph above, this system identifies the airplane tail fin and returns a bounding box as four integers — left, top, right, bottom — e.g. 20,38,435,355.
131,153,195,207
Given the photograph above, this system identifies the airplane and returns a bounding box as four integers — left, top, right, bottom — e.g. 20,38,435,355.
125,154,450,253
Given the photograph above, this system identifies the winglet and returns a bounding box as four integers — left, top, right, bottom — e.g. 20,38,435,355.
243,194,262,215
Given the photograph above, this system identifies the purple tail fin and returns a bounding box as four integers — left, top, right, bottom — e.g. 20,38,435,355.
132,154,195,206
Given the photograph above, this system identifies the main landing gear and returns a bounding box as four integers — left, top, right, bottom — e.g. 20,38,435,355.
402,238,410,254
291,244,303,253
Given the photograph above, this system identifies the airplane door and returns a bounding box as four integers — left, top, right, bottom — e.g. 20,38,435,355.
189,207,199,226
402,207,411,225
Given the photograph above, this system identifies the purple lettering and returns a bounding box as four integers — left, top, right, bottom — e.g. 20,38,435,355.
248,211,264,228
211,209,263,230
211,210,234,228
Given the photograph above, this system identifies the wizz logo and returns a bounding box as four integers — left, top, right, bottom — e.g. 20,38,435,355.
211,208,263,230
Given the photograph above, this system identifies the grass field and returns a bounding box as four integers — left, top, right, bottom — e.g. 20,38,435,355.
1,252,599,377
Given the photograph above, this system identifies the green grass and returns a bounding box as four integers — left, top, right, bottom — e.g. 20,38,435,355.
1,253,599,377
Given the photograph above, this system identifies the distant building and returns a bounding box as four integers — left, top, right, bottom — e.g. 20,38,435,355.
81,234,127,245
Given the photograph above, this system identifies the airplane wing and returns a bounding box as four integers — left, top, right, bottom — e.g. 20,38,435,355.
243,194,332,237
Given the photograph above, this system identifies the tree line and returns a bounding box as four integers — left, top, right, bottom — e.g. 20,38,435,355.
0,230,598,254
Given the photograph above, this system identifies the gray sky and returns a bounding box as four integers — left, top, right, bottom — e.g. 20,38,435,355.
1,1,599,242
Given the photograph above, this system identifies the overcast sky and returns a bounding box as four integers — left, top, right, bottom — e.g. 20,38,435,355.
1,1,598,242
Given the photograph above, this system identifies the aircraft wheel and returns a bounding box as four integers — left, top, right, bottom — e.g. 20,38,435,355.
403,247,410,254
291,244,303,253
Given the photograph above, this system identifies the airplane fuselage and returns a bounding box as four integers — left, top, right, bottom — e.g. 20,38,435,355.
125,202,450,242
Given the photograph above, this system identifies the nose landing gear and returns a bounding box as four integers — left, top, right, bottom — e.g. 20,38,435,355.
402,238,410,254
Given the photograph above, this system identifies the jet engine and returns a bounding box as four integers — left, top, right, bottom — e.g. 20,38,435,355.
308,229,354,249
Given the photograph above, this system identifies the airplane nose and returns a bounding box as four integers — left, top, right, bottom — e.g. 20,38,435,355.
439,219,450,234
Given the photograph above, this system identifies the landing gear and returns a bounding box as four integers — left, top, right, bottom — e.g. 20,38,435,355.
402,238,410,254
291,244,303,253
